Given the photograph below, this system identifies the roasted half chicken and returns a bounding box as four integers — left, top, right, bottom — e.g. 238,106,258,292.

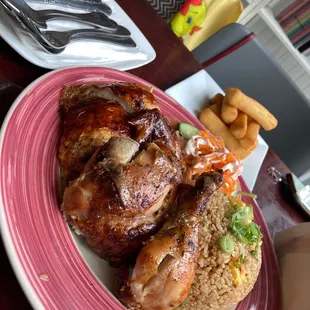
119,171,224,310
60,84,183,266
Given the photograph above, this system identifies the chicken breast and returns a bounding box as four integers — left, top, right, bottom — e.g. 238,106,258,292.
62,138,179,266
62,142,176,219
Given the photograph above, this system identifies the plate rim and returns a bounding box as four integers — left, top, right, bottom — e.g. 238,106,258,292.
0,70,58,310
0,67,281,310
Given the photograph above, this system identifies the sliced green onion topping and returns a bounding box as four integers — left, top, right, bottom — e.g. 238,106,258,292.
227,204,263,263
220,235,235,253
235,255,244,268
236,191,257,199
231,205,254,226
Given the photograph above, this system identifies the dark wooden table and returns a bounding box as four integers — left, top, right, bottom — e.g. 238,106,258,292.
0,0,308,309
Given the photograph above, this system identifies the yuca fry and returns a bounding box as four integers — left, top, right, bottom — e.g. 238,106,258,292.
221,95,238,124
229,112,248,139
209,102,222,117
199,108,241,151
233,147,252,160
210,93,224,105
240,138,258,152
245,118,260,140
225,88,277,131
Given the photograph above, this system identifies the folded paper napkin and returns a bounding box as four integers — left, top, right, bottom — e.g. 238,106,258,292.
274,222,310,310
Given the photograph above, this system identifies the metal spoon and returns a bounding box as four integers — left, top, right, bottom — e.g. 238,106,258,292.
3,0,119,30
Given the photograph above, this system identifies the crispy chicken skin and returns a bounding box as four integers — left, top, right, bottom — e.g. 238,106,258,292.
59,82,158,182
59,99,130,182
60,82,159,114
130,109,184,179
62,138,179,266
62,142,176,219
65,187,177,265
119,172,224,310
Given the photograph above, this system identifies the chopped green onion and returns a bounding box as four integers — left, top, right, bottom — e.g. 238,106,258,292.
231,205,254,226
236,191,257,199
250,241,261,258
220,235,235,253
227,204,263,261
150,87,154,93
235,255,244,268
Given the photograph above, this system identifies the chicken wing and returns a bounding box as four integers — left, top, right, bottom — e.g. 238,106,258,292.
59,99,130,182
60,82,159,114
120,171,223,310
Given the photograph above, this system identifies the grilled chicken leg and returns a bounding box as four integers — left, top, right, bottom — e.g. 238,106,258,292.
120,171,224,310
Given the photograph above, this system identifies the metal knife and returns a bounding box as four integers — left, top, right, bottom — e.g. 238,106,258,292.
268,167,310,217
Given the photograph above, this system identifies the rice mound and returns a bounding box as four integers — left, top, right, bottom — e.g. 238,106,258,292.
178,192,262,310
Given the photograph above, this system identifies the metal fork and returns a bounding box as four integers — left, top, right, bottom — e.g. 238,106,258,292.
26,0,112,16
3,0,120,30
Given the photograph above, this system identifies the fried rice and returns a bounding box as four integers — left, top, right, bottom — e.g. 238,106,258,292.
177,192,262,310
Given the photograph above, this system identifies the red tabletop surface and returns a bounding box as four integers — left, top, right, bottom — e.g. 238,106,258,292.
0,0,308,309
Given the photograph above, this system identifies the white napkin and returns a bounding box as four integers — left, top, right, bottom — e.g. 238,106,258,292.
275,222,310,310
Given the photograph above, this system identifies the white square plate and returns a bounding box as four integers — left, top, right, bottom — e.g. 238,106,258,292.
0,0,156,70
165,69,268,191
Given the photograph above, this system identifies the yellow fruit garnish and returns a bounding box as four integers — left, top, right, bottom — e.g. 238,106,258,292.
229,195,245,207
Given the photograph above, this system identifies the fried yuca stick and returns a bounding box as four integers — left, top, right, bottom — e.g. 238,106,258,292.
239,138,258,152
208,93,223,117
233,147,252,160
199,108,241,151
238,118,260,151
245,118,260,140
229,112,248,139
221,95,238,124
225,88,277,131
210,93,224,105
209,103,222,117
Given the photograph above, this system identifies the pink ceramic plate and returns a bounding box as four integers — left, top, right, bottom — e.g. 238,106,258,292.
0,67,281,310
